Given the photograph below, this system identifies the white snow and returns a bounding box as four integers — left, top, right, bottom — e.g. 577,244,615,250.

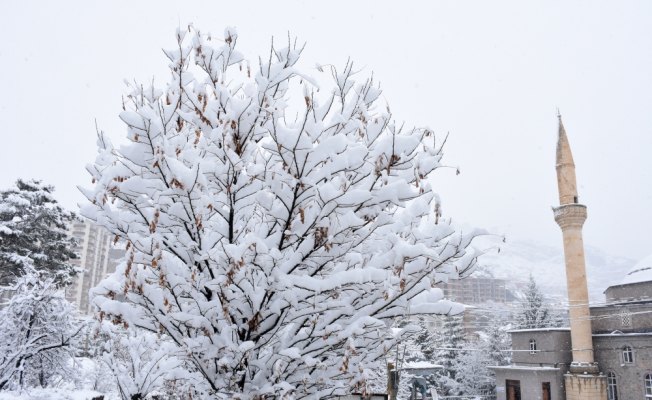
491,365,560,371
403,361,443,369
593,332,652,337
0,388,112,400
508,327,570,333
620,253,652,285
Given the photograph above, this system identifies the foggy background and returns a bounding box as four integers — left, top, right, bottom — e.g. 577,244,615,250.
1,0,650,260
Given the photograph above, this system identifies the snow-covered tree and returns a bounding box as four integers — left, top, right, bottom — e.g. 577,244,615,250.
482,318,511,368
455,348,492,398
456,317,510,399
83,26,481,399
433,314,465,396
412,317,437,363
392,317,439,399
0,179,77,287
395,317,433,364
516,275,559,329
98,322,189,400
0,269,84,390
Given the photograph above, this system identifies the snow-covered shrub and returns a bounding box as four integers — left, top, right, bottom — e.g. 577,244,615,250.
73,356,116,396
0,270,84,390
82,25,481,399
97,323,187,400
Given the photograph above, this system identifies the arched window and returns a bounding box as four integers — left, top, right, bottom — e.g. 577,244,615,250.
529,339,537,354
645,374,652,399
622,346,634,363
607,372,618,400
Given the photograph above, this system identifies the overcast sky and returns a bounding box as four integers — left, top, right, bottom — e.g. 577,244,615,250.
1,1,650,260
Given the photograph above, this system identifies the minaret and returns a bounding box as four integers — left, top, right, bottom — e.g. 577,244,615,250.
553,115,607,400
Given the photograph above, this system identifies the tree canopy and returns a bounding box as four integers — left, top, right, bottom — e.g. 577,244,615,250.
82,26,481,399
0,179,77,287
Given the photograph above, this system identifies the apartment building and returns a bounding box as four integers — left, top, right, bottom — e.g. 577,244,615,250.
66,219,123,314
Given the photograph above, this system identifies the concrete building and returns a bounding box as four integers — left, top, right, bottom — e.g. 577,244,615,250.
436,276,513,336
494,328,572,400
66,219,123,314
492,118,652,400
437,277,509,305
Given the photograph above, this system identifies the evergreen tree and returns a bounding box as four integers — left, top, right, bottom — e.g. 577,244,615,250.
0,179,77,287
455,347,493,398
400,317,436,364
395,317,438,399
415,317,437,362
516,275,557,329
483,317,511,367
434,314,465,396
456,316,511,399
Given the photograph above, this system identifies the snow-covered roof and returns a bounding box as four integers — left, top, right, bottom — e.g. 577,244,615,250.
593,332,652,338
402,361,443,369
508,327,570,333
490,365,560,371
620,254,652,285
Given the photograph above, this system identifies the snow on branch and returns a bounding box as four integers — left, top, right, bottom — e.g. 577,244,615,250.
81,25,483,399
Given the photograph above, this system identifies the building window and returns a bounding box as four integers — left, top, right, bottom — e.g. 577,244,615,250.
529,339,537,354
607,372,618,400
646,374,652,399
620,309,632,327
622,346,634,364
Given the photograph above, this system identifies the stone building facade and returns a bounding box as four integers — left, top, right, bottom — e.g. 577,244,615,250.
493,328,571,400
590,259,652,400
493,256,652,400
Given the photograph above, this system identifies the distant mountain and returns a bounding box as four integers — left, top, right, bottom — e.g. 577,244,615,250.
472,239,636,302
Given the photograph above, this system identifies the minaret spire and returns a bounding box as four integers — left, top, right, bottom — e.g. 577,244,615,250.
556,114,578,205
553,115,607,399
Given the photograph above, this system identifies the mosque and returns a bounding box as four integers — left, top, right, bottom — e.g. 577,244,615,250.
492,117,652,400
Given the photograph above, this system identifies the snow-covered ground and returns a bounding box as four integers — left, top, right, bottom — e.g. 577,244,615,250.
0,357,118,400
0,388,115,400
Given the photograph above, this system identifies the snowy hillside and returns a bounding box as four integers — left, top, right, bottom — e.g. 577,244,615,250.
474,239,635,302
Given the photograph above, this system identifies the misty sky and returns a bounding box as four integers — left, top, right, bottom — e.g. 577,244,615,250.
1,1,650,261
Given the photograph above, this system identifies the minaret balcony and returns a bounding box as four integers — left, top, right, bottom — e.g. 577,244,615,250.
568,361,601,375
553,203,587,229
